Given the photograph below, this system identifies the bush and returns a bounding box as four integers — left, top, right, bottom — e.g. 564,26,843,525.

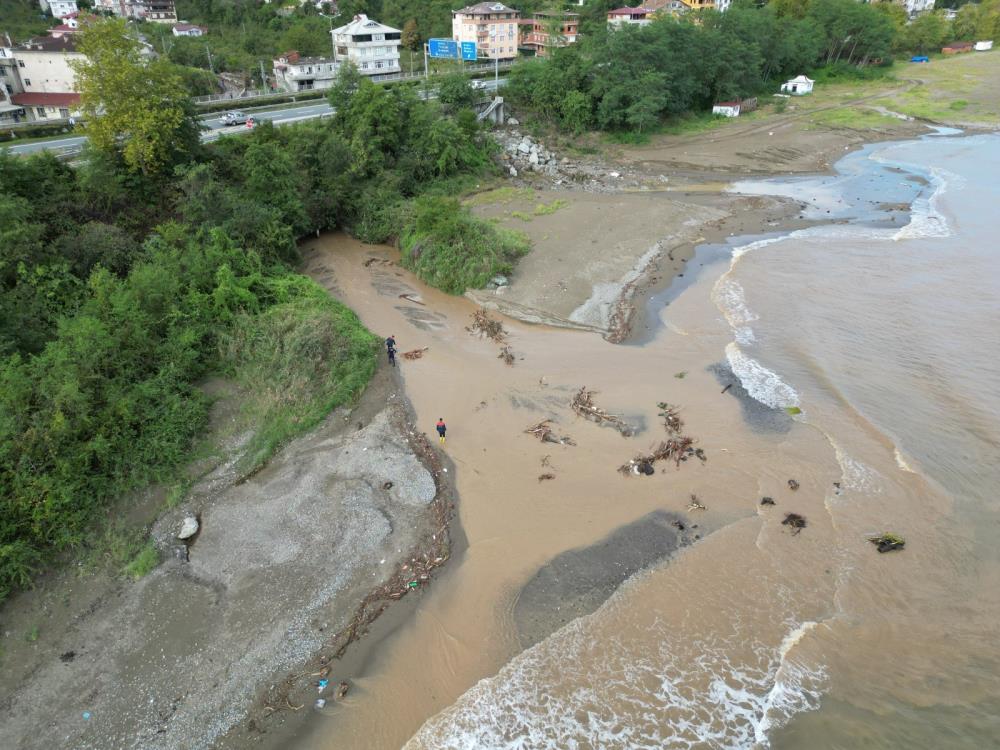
400,196,530,294
219,279,379,471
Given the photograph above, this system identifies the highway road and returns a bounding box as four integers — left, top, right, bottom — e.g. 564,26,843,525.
3,78,505,156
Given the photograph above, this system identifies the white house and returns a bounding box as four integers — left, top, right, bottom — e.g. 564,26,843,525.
452,2,520,61
781,75,814,95
900,0,934,17
331,14,402,76
172,23,207,37
40,0,79,17
272,51,339,92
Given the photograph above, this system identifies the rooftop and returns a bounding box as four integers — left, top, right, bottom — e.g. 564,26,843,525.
332,13,400,35
607,6,651,15
12,92,81,107
14,35,80,52
455,3,519,15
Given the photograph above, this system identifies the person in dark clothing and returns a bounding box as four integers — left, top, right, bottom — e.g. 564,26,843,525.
385,335,396,366
436,418,446,444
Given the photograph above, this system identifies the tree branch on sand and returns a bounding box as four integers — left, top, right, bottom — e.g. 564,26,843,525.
571,387,634,437
657,402,683,434
524,420,576,446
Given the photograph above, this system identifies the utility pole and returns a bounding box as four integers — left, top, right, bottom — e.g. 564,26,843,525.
205,45,215,74
423,42,429,79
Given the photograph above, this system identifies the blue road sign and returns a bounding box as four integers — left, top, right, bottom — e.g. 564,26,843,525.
428,38,459,59
460,41,477,61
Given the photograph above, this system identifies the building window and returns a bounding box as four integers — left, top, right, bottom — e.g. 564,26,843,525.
36,107,46,117
59,107,69,117
24,78,31,86
18,60,25,67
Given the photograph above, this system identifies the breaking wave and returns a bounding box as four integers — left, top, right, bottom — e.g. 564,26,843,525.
726,343,801,410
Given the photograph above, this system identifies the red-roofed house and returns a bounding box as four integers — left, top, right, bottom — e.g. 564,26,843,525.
607,6,653,27
4,35,84,121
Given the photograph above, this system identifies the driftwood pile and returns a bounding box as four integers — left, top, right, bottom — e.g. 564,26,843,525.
618,436,697,475
571,387,634,437
524,420,576,446
657,402,684,434
467,308,507,342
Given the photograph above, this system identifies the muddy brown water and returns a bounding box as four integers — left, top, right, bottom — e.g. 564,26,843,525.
292,234,846,750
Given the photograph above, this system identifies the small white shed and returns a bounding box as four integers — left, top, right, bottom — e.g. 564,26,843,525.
974,40,993,51
712,101,741,117
781,75,814,95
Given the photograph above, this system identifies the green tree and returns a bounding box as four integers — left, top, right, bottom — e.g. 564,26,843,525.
436,71,477,110
560,90,593,134
72,19,201,175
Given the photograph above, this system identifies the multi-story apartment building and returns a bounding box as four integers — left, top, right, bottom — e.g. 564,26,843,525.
452,2,520,61
137,0,178,23
40,0,79,18
3,35,83,121
520,11,578,57
272,51,339,92
331,14,402,76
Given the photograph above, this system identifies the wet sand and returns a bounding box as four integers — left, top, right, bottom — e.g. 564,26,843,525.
280,232,844,750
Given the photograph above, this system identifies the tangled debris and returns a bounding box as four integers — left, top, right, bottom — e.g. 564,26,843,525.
524,420,576,446
868,532,905,553
363,257,392,267
402,347,429,360
467,308,507,342
782,513,807,534
687,495,706,511
657,402,684,434
760,497,776,506
498,346,515,366
619,437,699,475
788,479,800,491
572,387,634,437
538,473,556,482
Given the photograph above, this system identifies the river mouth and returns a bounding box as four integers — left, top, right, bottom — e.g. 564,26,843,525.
287,132,1000,750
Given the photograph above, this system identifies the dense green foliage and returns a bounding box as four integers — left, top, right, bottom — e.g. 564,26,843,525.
504,0,973,134
400,196,530,294
0,20,506,599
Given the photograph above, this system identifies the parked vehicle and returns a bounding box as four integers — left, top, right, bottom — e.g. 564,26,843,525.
471,80,489,90
221,110,250,126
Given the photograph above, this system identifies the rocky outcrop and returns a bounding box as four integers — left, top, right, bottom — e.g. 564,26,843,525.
494,128,641,192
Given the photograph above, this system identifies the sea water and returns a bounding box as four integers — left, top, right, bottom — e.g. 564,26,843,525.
402,133,1000,749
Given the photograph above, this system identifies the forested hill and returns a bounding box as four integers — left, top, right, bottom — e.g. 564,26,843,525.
0,21,523,602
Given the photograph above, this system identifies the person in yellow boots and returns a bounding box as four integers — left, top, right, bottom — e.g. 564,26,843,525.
436,418,447,444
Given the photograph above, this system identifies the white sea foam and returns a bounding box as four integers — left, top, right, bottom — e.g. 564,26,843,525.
892,166,956,240
725,343,801,410
404,605,826,750
832,442,882,494
894,447,916,473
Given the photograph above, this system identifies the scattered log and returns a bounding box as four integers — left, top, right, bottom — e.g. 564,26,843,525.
399,293,426,306
760,497,775,506
538,473,555,482
782,513,807,534
402,347,429,360
572,387,634,437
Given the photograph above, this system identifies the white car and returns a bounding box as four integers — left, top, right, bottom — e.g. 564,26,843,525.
471,80,489,90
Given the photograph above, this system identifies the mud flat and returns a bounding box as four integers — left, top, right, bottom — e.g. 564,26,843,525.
468,188,800,342
0,366,456,750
